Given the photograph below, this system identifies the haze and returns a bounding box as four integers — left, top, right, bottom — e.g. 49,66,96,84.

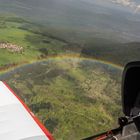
0,0,140,42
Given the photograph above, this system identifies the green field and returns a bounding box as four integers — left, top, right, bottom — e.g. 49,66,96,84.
0,16,70,70
0,58,122,140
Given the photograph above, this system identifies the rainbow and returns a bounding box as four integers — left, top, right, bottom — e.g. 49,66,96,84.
0,53,123,75
38,54,123,70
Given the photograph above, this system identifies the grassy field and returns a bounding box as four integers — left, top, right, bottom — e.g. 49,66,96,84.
0,58,122,140
0,16,69,70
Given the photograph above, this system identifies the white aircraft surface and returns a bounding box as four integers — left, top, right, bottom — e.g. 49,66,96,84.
0,81,54,140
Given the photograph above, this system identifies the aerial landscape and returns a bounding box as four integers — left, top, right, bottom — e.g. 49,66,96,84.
0,0,140,139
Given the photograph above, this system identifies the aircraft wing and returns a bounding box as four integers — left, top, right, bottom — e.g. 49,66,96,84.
0,81,54,140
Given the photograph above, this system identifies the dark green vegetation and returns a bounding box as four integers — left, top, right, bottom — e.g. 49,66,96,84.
81,41,140,66
0,58,122,140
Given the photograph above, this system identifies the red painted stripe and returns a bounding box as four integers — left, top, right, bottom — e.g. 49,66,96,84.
3,81,54,140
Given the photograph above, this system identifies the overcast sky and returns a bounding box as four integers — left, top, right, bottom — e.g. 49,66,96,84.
109,0,140,12
81,0,140,13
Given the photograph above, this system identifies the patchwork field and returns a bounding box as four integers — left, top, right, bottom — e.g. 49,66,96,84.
0,57,122,140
